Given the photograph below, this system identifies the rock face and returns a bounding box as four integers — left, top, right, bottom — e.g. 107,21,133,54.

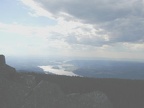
0,55,6,65
0,55,16,79
21,80,113,108
20,75,36,87
62,91,112,108
0,75,113,108
0,77,31,108
22,81,64,108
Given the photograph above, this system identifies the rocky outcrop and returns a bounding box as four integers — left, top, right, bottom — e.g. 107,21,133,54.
62,91,112,108
22,81,64,108
0,55,6,65
21,80,112,108
0,55,16,79
0,75,113,108
20,75,36,87
0,77,31,108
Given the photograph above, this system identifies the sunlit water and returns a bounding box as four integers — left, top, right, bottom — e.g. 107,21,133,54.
39,65,78,76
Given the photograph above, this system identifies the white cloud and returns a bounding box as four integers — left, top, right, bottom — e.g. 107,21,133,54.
1,0,144,59
20,0,144,44
123,42,144,51
21,0,54,19
20,0,111,46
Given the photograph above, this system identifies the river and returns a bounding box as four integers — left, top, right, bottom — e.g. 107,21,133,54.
38,65,78,76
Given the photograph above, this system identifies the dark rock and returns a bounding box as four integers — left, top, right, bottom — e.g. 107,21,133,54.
0,77,31,108
0,55,6,65
22,81,112,108
20,75,36,87
0,75,113,108
0,55,17,79
22,81,64,108
77,91,113,108
62,91,113,108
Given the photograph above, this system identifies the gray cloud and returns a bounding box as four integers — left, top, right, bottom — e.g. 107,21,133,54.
34,0,133,22
34,0,144,44
104,16,144,43
64,33,110,46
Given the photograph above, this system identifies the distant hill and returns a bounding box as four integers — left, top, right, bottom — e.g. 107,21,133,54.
68,60,144,79
6,56,144,79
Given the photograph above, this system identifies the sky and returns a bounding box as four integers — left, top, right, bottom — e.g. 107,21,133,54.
0,0,144,60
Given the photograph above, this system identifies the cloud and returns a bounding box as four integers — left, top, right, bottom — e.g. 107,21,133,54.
34,0,133,22
21,0,54,19
21,0,144,45
103,16,144,43
2,0,144,59
1,21,144,59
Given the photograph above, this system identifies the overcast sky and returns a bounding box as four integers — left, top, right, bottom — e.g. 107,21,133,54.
0,0,144,60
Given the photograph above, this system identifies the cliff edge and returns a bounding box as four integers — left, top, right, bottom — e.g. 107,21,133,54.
0,55,16,77
0,55,6,65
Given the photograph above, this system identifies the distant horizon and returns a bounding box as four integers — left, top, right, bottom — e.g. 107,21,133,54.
4,54,144,63
3,54,144,80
